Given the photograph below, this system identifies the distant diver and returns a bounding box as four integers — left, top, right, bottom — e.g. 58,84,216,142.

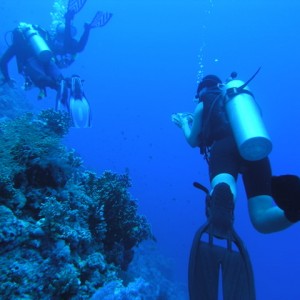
50,0,113,68
0,22,91,128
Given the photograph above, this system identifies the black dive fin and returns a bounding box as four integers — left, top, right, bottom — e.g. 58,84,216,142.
68,0,87,14
271,174,300,222
271,175,300,210
188,183,256,300
89,11,113,29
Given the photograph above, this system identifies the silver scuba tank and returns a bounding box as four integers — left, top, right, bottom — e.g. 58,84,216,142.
224,79,272,161
19,22,52,63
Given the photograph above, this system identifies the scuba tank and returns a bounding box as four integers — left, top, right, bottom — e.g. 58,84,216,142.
224,76,272,161
18,22,52,63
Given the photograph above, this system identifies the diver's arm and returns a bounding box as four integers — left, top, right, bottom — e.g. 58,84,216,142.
64,10,76,51
183,102,203,147
76,23,91,52
0,45,16,82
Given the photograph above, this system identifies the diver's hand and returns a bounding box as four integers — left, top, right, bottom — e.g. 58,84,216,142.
171,112,193,128
171,113,184,128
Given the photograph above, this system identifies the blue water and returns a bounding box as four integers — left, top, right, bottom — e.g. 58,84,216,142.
1,0,300,299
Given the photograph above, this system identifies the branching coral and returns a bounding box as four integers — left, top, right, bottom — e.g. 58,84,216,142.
37,109,71,137
0,111,71,208
0,109,154,299
79,171,154,270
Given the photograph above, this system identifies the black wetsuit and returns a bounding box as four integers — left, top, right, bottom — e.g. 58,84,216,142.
49,14,90,69
209,136,272,198
202,91,272,199
0,25,62,90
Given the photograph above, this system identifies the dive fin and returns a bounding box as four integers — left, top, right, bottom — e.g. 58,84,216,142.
69,75,91,128
69,96,91,128
271,175,300,222
89,11,113,29
67,0,87,14
189,226,256,300
188,183,256,300
55,79,68,111
271,175,300,208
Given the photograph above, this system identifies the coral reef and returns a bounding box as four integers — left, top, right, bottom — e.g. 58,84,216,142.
91,241,188,300
0,108,154,299
0,84,31,121
0,85,188,299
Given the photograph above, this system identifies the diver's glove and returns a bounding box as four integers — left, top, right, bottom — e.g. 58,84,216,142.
271,175,300,222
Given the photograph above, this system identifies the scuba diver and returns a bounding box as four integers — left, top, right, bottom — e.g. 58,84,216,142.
171,71,300,299
0,22,63,96
50,0,113,69
0,22,91,128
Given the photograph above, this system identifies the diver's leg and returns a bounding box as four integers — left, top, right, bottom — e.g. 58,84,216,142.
211,173,237,200
43,60,69,109
25,57,59,90
248,195,292,233
243,157,293,233
46,60,63,84
209,137,239,199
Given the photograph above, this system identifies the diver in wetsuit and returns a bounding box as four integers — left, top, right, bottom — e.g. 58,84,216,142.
49,2,112,69
0,22,91,128
0,22,64,98
172,73,300,299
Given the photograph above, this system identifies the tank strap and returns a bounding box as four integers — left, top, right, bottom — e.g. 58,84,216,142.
200,93,224,153
225,67,261,101
225,87,254,102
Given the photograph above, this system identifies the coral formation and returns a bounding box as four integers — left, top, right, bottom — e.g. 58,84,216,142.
0,84,31,121
0,106,154,299
0,85,187,299
90,241,187,300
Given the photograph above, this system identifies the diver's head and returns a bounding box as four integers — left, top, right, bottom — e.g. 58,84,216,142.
195,75,222,102
55,23,77,41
